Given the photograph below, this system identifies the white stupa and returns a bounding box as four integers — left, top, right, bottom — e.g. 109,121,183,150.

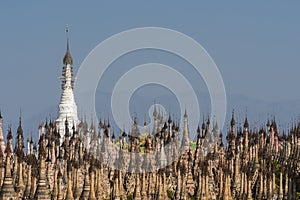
56,25,79,141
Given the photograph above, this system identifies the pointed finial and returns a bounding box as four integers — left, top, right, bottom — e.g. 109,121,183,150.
231,109,235,126
244,117,249,129
197,124,200,133
202,114,206,130
99,115,103,128
144,115,147,126
207,114,210,125
107,116,111,128
19,108,22,126
184,106,187,118
168,113,172,124
7,125,13,141
45,117,48,129
244,109,249,129
63,24,73,65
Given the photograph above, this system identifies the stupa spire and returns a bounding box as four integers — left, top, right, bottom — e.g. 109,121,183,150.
63,24,73,65
56,25,79,142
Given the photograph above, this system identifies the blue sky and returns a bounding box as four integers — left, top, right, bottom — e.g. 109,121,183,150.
0,1,300,136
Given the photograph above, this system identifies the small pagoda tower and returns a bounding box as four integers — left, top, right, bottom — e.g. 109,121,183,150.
56,25,79,141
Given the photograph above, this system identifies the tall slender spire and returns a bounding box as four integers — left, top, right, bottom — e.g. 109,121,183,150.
182,106,189,150
63,24,73,65
231,110,235,127
56,24,78,143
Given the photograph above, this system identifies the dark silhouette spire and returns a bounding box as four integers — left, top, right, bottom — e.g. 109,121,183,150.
244,108,249,128
244,117,249,128
168,113,172,124
184,106,187,118
207,115,210,126
230,110,235,127
63,24,73,65
202,115,206,130
17,115,23,136
98,117,103,129
5,127,13,154
107,117,111,128
15,114,25,161
197,125,200,134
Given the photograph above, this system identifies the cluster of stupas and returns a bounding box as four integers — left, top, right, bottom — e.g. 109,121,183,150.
0,110,299,200
0,27,299,200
